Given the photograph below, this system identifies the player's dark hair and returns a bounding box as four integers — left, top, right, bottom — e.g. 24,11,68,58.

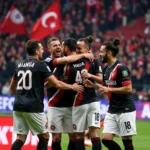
78,35,94,49
26,40,42,55
63,38,77,52
47,37,59,47
103,39,120,56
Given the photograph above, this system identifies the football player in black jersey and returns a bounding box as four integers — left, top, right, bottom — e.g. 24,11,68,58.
45,37,94,150
72,36,102,150
85,39,136,150
9,40,84,150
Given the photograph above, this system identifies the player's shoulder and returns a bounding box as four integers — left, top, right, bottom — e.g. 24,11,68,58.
44,57,53,63
117,61,128,70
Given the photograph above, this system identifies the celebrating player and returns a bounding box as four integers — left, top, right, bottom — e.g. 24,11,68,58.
84,39,137,150
9,40,84,150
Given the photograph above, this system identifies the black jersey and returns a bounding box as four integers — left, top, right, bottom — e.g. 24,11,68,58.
44,57,58,99
50,58,101,107
48,63,76,107
102,60,136,113
13,57,52,112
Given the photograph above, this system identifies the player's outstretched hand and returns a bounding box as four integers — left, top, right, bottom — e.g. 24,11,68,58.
83,52,94,62
83,79,94,88
97,86,109,94
72,83,84,92
81,72,91,79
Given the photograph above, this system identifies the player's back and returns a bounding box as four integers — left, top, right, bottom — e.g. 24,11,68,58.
13,57,51,112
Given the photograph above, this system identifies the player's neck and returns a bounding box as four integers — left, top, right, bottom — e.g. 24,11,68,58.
108,58,117,68
28,55,39,60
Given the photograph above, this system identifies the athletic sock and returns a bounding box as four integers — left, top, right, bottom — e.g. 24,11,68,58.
123,139,134,150
37,138,48,150
11,139,24,150
91,137,102,150
102,139,122,150
52,141,62,150
76,139,85,150
67,140,76,150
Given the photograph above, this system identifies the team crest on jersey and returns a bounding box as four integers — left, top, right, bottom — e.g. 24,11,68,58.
122,70,128,77
73,124,77,130
51,125,56,130
105,80,117,85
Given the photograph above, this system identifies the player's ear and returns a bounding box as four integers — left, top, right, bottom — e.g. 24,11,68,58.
47,47,51,52
35,49,39,55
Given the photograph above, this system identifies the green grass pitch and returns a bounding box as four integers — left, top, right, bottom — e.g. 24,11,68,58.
1,113,150,150
61,120,150,150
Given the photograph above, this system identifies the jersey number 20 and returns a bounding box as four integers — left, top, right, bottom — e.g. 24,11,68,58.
17,70,32,90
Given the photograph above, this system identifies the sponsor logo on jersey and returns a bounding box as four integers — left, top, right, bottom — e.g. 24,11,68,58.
73,62,85,68
105,80,117,85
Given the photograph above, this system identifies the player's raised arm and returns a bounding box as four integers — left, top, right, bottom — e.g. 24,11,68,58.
56,52,94,64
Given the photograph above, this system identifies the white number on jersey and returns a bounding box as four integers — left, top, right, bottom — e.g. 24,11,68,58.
75,71,82,83
17,70,32,90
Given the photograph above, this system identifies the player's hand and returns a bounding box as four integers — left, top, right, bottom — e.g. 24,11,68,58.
81,72,91,79
97,86,110,94
72,83,84,92
83,79,94,88
83,53,94,62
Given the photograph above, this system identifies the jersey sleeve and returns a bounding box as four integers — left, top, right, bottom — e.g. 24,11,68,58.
40,62,53,79
53,65,64,79
91,59,102,75
44,57,57,68
117,65,132,86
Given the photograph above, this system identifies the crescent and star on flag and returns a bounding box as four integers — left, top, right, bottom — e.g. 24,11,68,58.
41,12,58,29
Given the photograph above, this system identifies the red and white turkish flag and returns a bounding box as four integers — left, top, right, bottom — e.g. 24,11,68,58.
30,0,61,40
0,5,27,35
86,0,101,12
114,0,122,12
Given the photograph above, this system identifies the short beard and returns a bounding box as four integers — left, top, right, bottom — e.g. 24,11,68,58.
100,56,108,63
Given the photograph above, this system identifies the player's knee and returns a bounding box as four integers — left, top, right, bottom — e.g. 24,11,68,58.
39,137,49,143
68,133,76,141
38,132,49,140
53,133,61,142
89,127,100,138
122,139,134,149
75,133,84,140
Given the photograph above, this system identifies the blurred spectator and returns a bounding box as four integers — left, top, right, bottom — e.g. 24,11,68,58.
132,88,139,101
145,9,150,24
144,24,150,35
143,63,150,91
0,0,150,101
0,65,10,85
1,81,11,95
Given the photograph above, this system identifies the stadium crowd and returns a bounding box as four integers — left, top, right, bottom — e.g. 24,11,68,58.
0,0,150,101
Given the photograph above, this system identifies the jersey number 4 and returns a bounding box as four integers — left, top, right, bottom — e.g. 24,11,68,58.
17,70,32,90
75,71,82,84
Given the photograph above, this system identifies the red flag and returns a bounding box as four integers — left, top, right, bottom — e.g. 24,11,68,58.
0,5,27,35
114,0,122,12
30,0,61,40
86,0,101,12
